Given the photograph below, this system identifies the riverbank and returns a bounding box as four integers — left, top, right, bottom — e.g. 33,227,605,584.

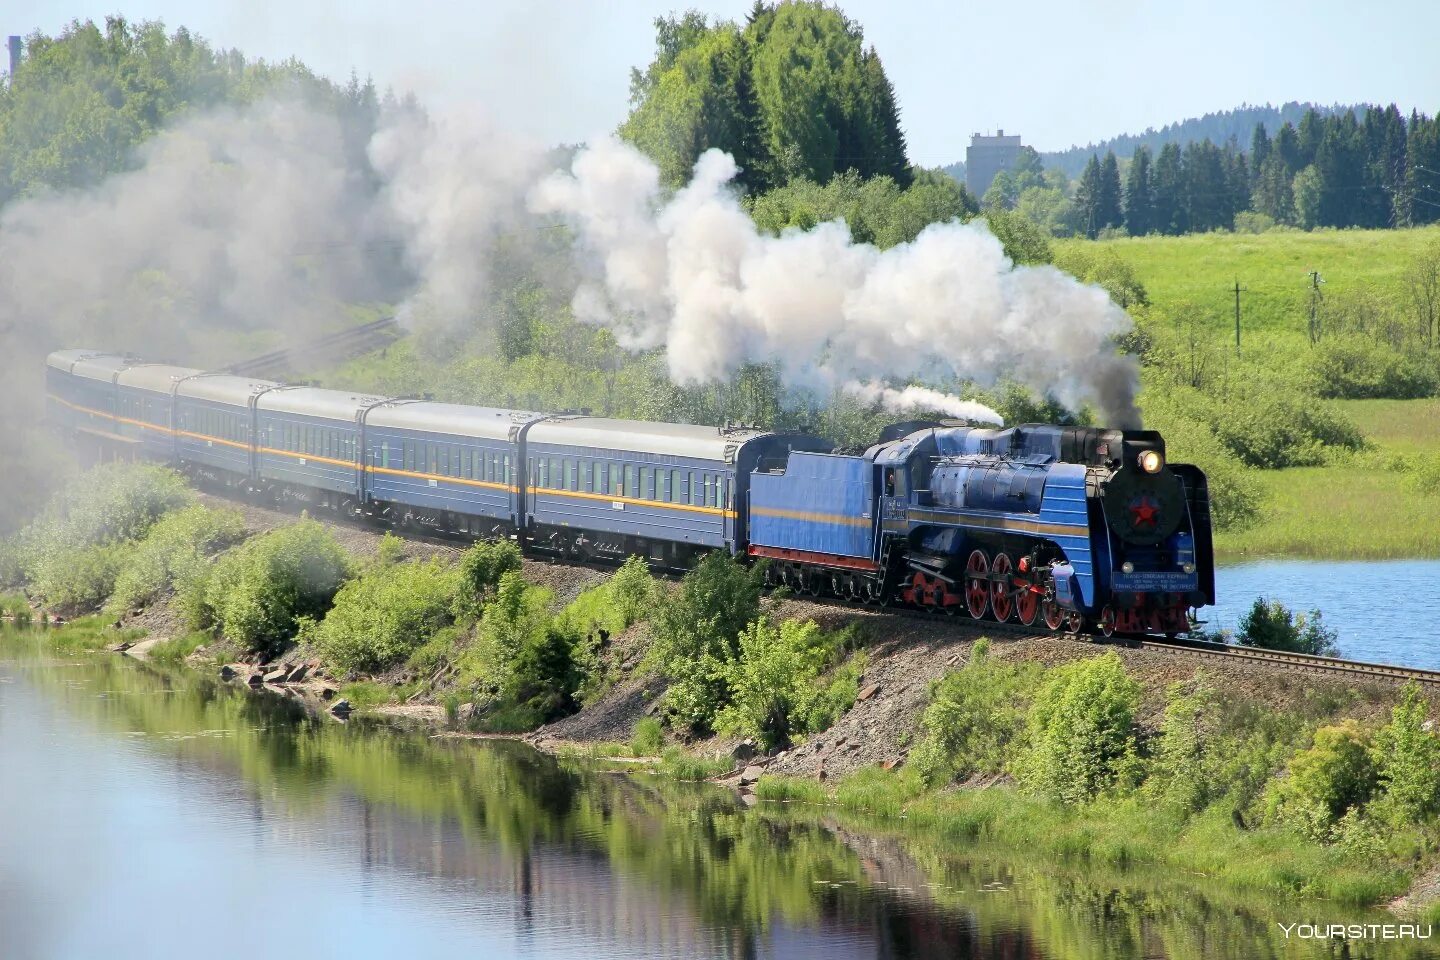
7,464,1440,924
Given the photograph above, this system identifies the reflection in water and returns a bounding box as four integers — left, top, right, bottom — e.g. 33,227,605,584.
1210,559,1440,668
0,633,1425,960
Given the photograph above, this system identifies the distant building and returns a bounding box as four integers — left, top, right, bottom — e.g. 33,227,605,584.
7,36,20,82
965,130,1022,200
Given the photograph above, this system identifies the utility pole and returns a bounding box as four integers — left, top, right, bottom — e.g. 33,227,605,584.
1307,270,1325,344
1231,278,1246,357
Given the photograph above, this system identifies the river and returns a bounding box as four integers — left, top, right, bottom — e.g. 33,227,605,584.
1,633,1428,960
1209,559,1440,669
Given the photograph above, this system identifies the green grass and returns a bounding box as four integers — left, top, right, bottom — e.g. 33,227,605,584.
1214,397,1440,561
655,747,732,781
754,774,828,804
147,631,210,666
1060,225,1440,341
338,680,413,711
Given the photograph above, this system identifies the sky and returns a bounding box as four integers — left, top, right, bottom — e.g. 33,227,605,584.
7,0,1439,167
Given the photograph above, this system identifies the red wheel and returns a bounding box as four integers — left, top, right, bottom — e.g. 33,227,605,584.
1015,577,1040,627
1043,599,1064,631
965,550,989,620
1064,611,1084,635
1099,605,1116,638
990,553,1015,623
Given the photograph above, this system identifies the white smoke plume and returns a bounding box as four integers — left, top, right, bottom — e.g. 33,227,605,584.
368,109,548,333
532,142,1142,428
844,382,1003,425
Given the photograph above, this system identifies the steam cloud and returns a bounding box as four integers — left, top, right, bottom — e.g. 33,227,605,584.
532,142,1141,428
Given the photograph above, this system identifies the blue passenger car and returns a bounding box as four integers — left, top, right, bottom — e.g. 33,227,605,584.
45,351,133,443
254,387,379,505
114,363,203,461
175,374,280,483
521,417,826,565
362,401,545,535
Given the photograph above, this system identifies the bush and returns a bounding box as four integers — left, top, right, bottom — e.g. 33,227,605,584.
1014,652,1141,804
910,638,1043,787
1266,721,1378,836
630,716,664,757
461,571,584,724
1235,598,1340,656
1372,683,1440,825
713,617,861,750
106,505,246,615
1307,336,1439,400
30,541,130,614
312,557,458,674
452,539,522,622
651,553,765,733
202,519,353,655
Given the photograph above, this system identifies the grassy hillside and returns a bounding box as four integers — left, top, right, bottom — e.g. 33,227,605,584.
1058,226,1440,344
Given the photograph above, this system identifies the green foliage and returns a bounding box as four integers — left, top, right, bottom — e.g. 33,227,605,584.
650,553,765,732
312,558,458,674
622,2,908,191
106,505,245,615
30,542,129,614
1266,721,1378,836
1307,335,1439,399
713,617,860,750
748,168,974,249
461,571,582,724
147,631,209,666
655,746,732,781
630,716,665,757
452,539,522,623
910,638,1044,787
1235,598,1341,656
1372,684,1440,824
556,556,660,640
6,462,194,611
1014,652,1142,805
201,519,352,655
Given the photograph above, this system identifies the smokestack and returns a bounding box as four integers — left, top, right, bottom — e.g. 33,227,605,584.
7,36,19,82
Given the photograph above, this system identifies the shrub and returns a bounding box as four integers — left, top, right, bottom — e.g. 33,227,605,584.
461,571,584,724
651,552,765,733
1266,720,1378,836
203,519,353,655
910,637,1043,787
17,463,192,565
106,505,246,615
1014,652,1141,804
1307,336,1439,400
1410,454,1440,496
713,617,860,750
452,539,522,622
30,541,130,614
312,557,458,674
630,716,664,757
1372,683,1440,825
1235,598,1340,656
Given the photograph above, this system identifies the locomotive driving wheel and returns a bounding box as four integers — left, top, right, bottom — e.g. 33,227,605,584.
964,550,989,620
1099,605,1117,638
1015,575,1040,627
990,553,1015,623
1042,599,1064,631
1063,610,1084,635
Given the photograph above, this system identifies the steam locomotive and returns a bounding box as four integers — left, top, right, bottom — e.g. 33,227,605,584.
45,349,1215,636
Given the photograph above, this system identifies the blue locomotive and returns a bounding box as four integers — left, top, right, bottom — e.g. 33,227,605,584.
44,349,1215,636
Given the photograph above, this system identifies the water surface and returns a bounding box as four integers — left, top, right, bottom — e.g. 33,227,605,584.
1209,559,1440,668
0,636,1427,960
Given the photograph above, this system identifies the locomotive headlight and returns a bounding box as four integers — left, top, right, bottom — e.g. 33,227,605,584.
1182,562,1196,574
1121,561,1134,574
1138,450,1163,474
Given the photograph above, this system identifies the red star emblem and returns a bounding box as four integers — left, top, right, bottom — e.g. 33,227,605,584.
1129,495,1159,527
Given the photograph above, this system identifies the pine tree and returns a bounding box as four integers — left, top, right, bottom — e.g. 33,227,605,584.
1253,153,1296,224
1152,142,1185,235
859,46,910,185
1123,145,1153,236
1274,121,1302,174
1075,154,1103,238
1097,151,1123,230
1406,111,1440,226
1250,123,1272,186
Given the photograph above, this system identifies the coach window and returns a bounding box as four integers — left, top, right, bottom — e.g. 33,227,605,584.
704,474,715,507
581,460,592,492
680,471,691,504
597,463,609,495
545,457,557,490
661,470,672,502
719,477,729,510
566,459,577,491
485,452,495,483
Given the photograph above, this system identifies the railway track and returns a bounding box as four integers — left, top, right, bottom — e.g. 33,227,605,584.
222,316,400,379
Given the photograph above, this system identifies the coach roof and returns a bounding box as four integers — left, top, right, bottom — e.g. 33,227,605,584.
116,363,205,394
365,401,547,441
256,386,391,423
526,416,773,463
176,373,282,407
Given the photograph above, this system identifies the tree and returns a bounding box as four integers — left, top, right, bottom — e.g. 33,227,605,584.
1407,242,1440,348
1096,151,1123,231
1274,120,1303,174
1252,153,1296,224
1235,597,1340,655
1075,154,1102,238
1123,145,1153,235
1293,165,1323,230
1373,684,1440,824
1152,142,1184,235
1249,123,1272,182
